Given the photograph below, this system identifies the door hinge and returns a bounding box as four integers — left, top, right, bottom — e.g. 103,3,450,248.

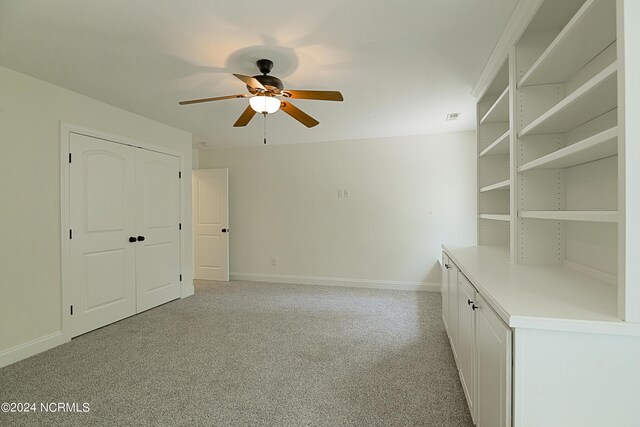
69,153,72,163
70,305,74,315
69,229,73,239
178,171,182,179
179,274,182,282
179,223,182,230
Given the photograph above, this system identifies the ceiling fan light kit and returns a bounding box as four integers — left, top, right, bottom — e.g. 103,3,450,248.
249,95,281,114
179,59,344,132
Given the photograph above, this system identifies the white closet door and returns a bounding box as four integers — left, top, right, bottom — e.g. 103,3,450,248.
135,149,181,312
192,169,229,281
69,133,136,337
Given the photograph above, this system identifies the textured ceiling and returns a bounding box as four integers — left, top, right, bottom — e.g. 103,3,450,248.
0,0,518,148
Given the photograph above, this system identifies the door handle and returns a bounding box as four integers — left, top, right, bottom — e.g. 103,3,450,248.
221,228,228,233
137,235,146,242
129,236,137,243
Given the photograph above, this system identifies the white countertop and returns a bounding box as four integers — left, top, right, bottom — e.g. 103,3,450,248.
442,244,640,336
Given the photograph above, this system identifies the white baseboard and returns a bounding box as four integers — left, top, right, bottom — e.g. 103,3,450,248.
0,331,67,368
230,272,440,292
181,284,195,298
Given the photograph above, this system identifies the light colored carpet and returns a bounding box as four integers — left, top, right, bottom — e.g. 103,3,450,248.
0,281,473,426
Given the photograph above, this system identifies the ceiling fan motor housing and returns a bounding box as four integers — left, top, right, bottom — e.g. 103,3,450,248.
248,60,283,93
252,75,284,92
256,58,273,74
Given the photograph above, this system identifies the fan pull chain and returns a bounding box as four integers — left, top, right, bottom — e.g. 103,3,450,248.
263,113,267,145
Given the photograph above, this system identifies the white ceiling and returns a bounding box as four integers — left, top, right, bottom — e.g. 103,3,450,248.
0,0,518,149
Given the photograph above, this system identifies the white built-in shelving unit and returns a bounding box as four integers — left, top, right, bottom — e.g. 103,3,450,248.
515,0,619,287
518,62,617,137
479,179,510,193
518,127,617,171
446,0,639,425
475,0,623,287
478,214,510,222
477,61,512,248
479,130,509,157
479,87,509,124
518,210,618,223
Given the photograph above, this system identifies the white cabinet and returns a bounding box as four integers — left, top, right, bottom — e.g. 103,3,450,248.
447,259,460,361
457,274,477,422
443,244,640,426
475,292,511,427
441,253,451,333
443,253,512,427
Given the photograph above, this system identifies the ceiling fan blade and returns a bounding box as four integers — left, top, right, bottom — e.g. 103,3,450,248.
233,74,267,91
280,101,319,128
179,94,247,105
282,90,343,101
233,106,257,127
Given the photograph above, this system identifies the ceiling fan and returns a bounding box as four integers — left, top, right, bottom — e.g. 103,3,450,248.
179,59,343,128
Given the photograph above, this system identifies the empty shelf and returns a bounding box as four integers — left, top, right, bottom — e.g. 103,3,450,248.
518,210,618,223
480,130,510,157
480,87,509,124
479,214,511,222
519,127,617,172
480,179,510,192
519,62,617,137
518,0,616,88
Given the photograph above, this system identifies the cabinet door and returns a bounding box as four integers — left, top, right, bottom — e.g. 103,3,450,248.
476,293,512,427
441,253,450,332
458,274,477,422
448,262,460,361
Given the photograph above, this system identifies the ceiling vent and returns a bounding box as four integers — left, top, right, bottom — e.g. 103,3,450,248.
446,112,461,121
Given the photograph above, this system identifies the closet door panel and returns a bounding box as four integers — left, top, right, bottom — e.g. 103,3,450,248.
135,149,181,312
69,133,136,337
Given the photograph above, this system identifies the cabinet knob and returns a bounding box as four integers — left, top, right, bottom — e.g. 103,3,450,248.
472,304,479,311
137,235,145,242
221,228,228,233
467,299,473,306
129,236,137,243
444,263,451,269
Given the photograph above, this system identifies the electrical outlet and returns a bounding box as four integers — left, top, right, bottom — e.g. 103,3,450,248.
271,257,277,266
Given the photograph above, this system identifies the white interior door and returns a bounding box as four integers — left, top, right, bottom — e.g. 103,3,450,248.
136,149,181,312
69,133,136,337
193,169,229,281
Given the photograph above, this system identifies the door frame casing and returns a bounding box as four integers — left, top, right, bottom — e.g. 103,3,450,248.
60,122,191,342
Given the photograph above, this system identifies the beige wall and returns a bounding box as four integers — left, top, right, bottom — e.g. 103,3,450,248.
197,132,476,287
0,66,193,359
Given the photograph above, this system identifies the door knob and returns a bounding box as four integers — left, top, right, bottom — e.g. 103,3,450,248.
129,236,137,243
137,235,146,242
221,228,228,233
